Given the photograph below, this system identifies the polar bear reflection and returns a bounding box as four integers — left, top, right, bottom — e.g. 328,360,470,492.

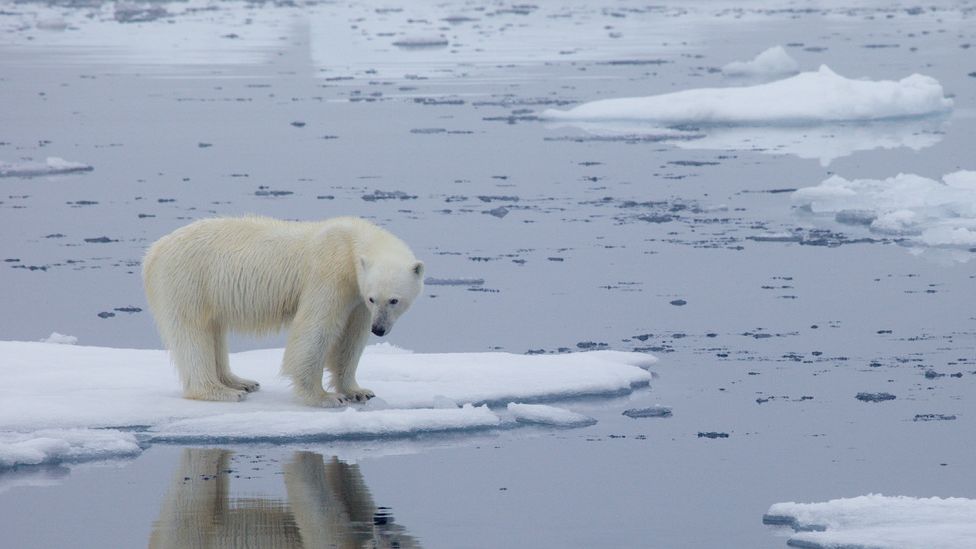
150,449,419,549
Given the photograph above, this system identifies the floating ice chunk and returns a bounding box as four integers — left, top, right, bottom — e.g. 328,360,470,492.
424,277,486,286
506,403,596,427
392,37,449,48
0,342,653,445
150,405,500,442
0,429,141,468
622,406,672,418
793,171,976,247
542,66,952,124
0,157,93,178
764,494,976,549
39,333,77,345
721,46,799,78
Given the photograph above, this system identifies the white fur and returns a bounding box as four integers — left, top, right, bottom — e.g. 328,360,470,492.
143,216,423,406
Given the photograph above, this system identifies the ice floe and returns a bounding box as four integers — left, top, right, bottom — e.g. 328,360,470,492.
721,46,799,78
542,66,952,124
0,341,654,466
0,157,93,178
793,171,976,247
764,494,976,549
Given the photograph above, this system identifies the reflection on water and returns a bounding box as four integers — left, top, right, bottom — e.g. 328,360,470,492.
548,116,947,166
150,449,419,549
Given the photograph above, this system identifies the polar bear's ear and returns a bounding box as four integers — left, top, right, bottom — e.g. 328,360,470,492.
412,261,424,277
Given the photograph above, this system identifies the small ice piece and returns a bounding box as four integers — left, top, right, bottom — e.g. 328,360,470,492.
39,333,77,345
721,46,799,77
0,157,93,178
506,403,597,427
764,494,976,549
856,392,896,402
0,429,141,468
542,66,952,124
622,406,672,419
392,37,449,49
424,277,485,286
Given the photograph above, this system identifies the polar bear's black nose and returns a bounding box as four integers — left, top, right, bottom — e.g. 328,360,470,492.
372,326,386,337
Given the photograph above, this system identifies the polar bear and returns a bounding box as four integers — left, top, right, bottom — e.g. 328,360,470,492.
143,216,423,407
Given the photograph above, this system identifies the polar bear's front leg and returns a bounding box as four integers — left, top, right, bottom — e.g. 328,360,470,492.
331,303,374,402
282,299,348,407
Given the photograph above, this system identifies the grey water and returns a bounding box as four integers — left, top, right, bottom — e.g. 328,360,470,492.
2,1,975,547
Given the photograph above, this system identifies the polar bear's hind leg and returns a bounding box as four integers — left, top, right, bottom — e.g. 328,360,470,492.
169,322,247,402
213,325,260,393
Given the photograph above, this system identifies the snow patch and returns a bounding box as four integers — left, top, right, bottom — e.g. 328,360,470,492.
542,66,952,124
765,494,976,549
506,403,597,427
793,171,976,246
721,46,799,77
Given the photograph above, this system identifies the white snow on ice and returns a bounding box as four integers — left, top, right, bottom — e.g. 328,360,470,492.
721,46,799,78
765,494,976,549
0,342,654,466
0,157,93,178
506,403,597,427
793,171,976,246
542,66,952,125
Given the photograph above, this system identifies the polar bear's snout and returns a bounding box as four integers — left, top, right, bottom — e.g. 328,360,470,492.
370,310,392,337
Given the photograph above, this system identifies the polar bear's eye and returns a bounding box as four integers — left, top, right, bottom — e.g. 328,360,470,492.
368,297,375,304
389,298,399,305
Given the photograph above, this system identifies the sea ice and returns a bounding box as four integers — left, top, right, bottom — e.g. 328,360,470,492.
541,65,952,124
506,403,597,427
764,494,976,549
0,341,655,466
721,46,799,78
792,171,976,246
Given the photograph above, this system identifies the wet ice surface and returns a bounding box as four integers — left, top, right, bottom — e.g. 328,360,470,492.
2,1,976,548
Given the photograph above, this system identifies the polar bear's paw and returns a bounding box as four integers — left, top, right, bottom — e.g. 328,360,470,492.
185,385,247,402
342,387,375,402
223,375,261,393
306,392,349,408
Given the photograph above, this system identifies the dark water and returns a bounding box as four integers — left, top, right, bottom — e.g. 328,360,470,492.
1,1,975,547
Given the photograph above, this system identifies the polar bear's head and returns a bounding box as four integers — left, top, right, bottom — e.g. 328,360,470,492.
358,256,424,337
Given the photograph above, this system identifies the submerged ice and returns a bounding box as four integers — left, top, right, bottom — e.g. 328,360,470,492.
542,65,952,124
